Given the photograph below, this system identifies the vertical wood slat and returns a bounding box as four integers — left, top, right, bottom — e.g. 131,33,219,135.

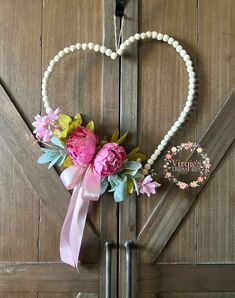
119,0,138,297
100,0,120,297
0,0,42,263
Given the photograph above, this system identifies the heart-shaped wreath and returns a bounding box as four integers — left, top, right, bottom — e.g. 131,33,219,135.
32,31,196,267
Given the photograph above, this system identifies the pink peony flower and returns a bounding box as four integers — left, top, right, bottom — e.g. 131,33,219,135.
93,142,126,177
139,175,161,197
32,108,60,142
66,126,99,166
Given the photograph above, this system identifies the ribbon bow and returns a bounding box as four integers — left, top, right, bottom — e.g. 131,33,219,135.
60,164,101,268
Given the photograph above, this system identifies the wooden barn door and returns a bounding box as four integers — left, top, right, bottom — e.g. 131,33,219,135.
0,0,119,297
119,0,235,297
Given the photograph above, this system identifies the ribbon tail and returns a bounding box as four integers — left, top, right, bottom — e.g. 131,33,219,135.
60,185,89,268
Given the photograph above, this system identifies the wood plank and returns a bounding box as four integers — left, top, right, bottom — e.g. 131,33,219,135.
138,89,235,263
119,0,139,297
0,84,99,263
138,264,235,293
0,263,98,292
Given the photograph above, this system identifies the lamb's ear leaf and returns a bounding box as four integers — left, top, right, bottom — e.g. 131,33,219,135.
48,153,62,169
37,151,58,164
123,161,142,171
58,154,67,166
51,136,65,148
111,128,119,142
130,177,139,195
113,177,129,202
100,180,109,195
117,131,128,145
86,120,95,131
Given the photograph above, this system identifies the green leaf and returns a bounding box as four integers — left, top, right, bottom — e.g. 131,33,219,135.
58,114,72,130
127,147,140,159
111,128,119,142
117,131,128,145
51,136,65,148
113,176,129,202
123,161,142,171
86,120,95,131
37,151,58,164
48,153,62,169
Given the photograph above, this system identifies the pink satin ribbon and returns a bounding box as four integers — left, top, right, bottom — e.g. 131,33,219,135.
60,164,101,268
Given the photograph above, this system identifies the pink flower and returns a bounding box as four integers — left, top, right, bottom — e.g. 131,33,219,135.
183,142,193,150
165,153,172,160
165,172,172,178
32,108,60,142
139,175,160,197
66,126,99,166
197,176,204,182
178,182,188,189
93,142,126,177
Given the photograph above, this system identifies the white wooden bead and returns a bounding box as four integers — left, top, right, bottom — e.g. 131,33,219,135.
189,71,195,78
94,44,100,52
42,96,48,102
175,120,181,127
70,45,76,52
46,107,52,114
64,47,70,54
157,33,163,40
186,60,193,67
158,144,164,151
154,149,161,155
176,45,183,52
76,43,81,49
105,49,112,56
187,95,194,101
171,125,178,132
129,36,135,43
187,66,194,72
42,77,47,84
173,40,179,48
189,89,195,95
189,83,195,89
44,71,49,78
164,135,171,141
181,111,187,118
147,159,154,165
134,33,140,40
168,37,174,45
58,50,65,57
151,153,158,160
47,66,53,72
152,31,158,39
49,60,56,67
183,55,190,62
41,83,47,91
54,55,60,62
144,163,151,170
186,101,193,107
189,77,196,83
141,32,146,39
111,52,118,60
163,34,169,42
82,43,88,50
88,43,94,50
100,46,107,53
117,49,123,56
42,90,47,96
184,106,190,113
146,31,152,38
180,50,187,57
179,116,185,123
120,43,126,50
44,102,50,109
161,140,167,146
124,40,130,46
167,130,174,137
142,169,148,175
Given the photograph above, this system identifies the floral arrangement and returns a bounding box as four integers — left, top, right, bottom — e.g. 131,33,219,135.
163,142,211,190
32,108,160,202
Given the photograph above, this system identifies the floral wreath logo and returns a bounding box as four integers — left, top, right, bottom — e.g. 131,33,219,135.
163,142,211,190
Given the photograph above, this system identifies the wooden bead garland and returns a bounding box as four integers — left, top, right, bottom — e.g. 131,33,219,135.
41,31,196,176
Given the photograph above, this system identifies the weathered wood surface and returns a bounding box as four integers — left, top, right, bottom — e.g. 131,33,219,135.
0,263,98,292
138,264,235,293
138,89,235,263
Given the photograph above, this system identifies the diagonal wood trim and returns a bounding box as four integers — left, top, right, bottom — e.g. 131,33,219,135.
0,84,99,261
138,263,235,293
138,88,235,263
0,263,99,292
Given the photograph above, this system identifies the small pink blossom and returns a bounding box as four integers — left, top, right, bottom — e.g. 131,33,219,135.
197,176,204,182
183,142,193,150
139,175,161,197
66,126,99,166
32,108,59,142
165,153,172,160
190,181,198,187
94,142,126,177
178,182,188,189
165,172,172,178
